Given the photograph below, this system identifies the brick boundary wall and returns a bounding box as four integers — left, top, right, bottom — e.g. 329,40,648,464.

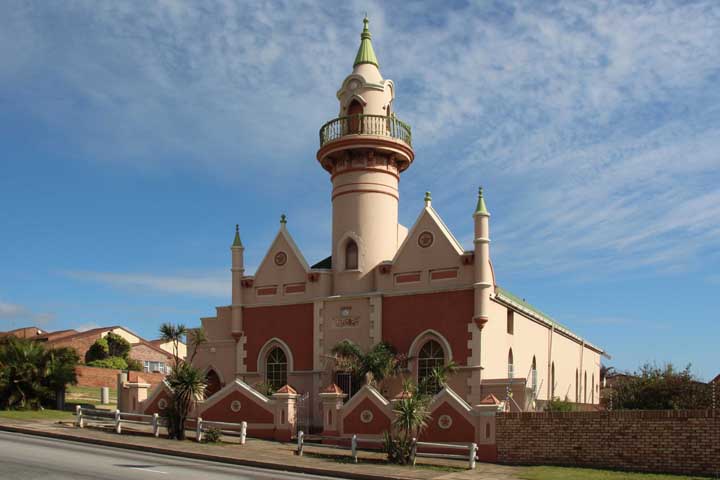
496,410,719,476
75,366,165,389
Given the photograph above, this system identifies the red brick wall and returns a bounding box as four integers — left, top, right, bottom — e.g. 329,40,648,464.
75,366,165,389
243,303,314,371
382,289,473,364
129,343,171,363
52,335,100,362
496,410,720,476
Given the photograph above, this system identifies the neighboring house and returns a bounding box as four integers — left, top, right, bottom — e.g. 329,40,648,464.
711,374,720,385
1,325,175,375
150,338,187,360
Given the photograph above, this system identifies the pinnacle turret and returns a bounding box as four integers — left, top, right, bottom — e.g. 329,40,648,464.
232,224,243,248
353,16,379,68
474,187,490,216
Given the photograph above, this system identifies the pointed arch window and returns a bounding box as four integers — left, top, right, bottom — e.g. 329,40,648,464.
266,347,288,390
507,348,514,379
418,340,444,395
347,99,363,133
531,356,537,392
205,369,222,398
345,240,358,270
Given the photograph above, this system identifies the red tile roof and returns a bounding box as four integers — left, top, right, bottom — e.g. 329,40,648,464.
321,383,344,394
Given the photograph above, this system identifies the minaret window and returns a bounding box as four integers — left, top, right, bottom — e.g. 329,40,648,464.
531,356,537,392
507,348,514,379
266,347,288,390
345,240,358,270
347,100,363,133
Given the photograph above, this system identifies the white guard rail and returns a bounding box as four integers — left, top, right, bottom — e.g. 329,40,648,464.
75,406,164,437
194,417,247,445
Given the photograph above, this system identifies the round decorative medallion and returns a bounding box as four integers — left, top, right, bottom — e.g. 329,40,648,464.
230,400,242,413
438,414,453,430
340,307,351,317
360,409,374,424
157,398,168,410
349,80,359,90
418,231,434,248
274,251,287,266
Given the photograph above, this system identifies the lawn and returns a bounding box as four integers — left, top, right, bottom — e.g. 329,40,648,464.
519,466,710,480
0,409,75,421
66,385,117,408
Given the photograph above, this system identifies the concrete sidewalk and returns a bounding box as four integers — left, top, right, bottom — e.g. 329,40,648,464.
0,418,521,480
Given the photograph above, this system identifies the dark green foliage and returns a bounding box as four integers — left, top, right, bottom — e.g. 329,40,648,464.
126,358,143,371
105,332,131,359
159,323,187,368
0,336,78,410
383,378,432,464
204,427,222,443
253,382,276,397
544,398,575,412
164,361,206,440
331,340,403,391
85,337,109,363
86,357,128,370
609,363,712,410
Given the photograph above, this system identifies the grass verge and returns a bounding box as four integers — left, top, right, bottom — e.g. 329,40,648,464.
0,409,75,421
518,466,710,480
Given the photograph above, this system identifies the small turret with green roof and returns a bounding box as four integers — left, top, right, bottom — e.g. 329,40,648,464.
474,187,490,216
232,224,243,248
354,16,379,68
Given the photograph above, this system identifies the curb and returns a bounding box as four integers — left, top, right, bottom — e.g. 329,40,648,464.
0,424,414,480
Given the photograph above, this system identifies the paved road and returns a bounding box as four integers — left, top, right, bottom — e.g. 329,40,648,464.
0,431,342,479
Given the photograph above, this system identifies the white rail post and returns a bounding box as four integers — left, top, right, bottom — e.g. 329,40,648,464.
351,434,358,463
152,413,159,437
469,442,478,469
297,430,304,456
114,409,122,434
240,421,247,445
196,417,203,443
411,438,417,466
76,405,83,428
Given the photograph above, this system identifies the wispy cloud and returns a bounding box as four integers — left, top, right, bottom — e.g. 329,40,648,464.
64,271,229,298
0,301,56,326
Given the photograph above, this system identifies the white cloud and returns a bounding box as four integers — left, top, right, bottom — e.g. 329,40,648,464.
64,271,229,298
0,301,56,326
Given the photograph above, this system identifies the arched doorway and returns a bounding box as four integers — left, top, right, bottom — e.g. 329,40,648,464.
205,369,222,398
347,99,363,134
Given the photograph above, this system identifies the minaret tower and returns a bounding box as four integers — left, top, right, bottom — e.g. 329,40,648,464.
316,17,415,294
230,225,244,375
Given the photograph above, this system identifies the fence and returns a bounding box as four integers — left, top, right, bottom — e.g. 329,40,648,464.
195,417,247,445
296,431,478,469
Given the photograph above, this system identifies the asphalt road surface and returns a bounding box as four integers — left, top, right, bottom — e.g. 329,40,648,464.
0,430,343,479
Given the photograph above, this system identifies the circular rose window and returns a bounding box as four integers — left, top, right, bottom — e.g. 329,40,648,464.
274,251,287,266
157,398,168,410
438,414,453,429
230,400,242,413
360,409,374,424
418,231,434,248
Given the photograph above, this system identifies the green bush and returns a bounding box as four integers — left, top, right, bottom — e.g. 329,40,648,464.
204,427,222,443
544,398,575,412
105,332,131,359
85,337,109,363
86,356,128,370
126,358,143,371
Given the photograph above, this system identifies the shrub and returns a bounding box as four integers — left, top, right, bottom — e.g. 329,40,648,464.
544,398,575,412
105,332,131,359
204,427,222,443
126,358,143,371
87,356,128,370
85,337,109,363
253,382,276,396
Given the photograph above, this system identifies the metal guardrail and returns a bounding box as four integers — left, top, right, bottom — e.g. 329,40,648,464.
296,431,477,469
319,114,412,147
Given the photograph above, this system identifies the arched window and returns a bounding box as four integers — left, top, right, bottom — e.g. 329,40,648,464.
266,347,288,390
345,240,358,270
418,340,444,395
347,99,363,133
584,371,588,404
551,362,556,399
507,348,514,379
531,356,537,392
205,369,222,398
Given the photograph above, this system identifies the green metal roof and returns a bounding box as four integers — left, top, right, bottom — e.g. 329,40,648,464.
474,187,489,215
354,16,379,68
232,224,243,247
311,255,332,269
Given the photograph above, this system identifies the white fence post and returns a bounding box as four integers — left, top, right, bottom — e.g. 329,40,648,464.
152,413,159,437
297,430,304,456
351,434,358,463
411,437,417,466
240,421,247,445
76,405,83,428
114,409,122,434
196,417,203,443
469,442,477,469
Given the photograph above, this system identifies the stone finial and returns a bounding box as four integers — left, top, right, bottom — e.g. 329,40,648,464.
280,214,287,225
474,186,489,216
354,16,379,68
232,224,243,248
424,191,432,207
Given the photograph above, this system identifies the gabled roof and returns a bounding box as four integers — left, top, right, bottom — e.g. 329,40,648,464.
255,221,310,275
392,204,465,263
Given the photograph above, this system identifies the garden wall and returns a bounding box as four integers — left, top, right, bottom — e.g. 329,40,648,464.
75,366,164,389
496,410,719,476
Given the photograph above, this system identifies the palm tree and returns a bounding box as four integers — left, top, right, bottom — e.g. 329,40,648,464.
44,347,79,410
0,337,48,409
164,361,206,440
330,341,402,392
159,323,187,368
384,378,432,464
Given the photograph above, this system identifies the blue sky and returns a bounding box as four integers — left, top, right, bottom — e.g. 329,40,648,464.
1,1,718,380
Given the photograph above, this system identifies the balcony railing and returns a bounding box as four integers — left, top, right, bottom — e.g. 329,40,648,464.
319,114,412,148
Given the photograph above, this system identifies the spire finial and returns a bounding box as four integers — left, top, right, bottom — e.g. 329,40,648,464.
424,191,432,206
354,16,379,68
232,224,243,247
280,213,287,225
474,186,489,216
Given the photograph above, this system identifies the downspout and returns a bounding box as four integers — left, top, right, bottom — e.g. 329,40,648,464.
547,324,554,400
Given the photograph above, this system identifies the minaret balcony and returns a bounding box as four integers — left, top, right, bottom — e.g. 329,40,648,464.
319,114,412,148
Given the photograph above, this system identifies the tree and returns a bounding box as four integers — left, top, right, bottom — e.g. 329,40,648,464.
609,363,712,410
85,337,109,363
160,322,187,368
85,333,134,370
44,347,79,410
105,332,131,359
330,341,403,393
383,378,432,464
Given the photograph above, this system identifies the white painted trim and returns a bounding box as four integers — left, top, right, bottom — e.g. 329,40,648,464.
407,329,454,365
256,337,295,376
391,206,465,264
254,226,310,278
340,384,391,418
200,379,275,412
138,380,172,412
430,386,472,414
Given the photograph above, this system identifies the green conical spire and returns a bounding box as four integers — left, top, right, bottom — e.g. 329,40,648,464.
353,16,379,68
474,187,489,215
232,224,243,247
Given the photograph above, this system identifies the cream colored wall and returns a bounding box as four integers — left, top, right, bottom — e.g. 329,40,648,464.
104,328,140,344
156,340,187,359
194,307,236,384
337,64,393,118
